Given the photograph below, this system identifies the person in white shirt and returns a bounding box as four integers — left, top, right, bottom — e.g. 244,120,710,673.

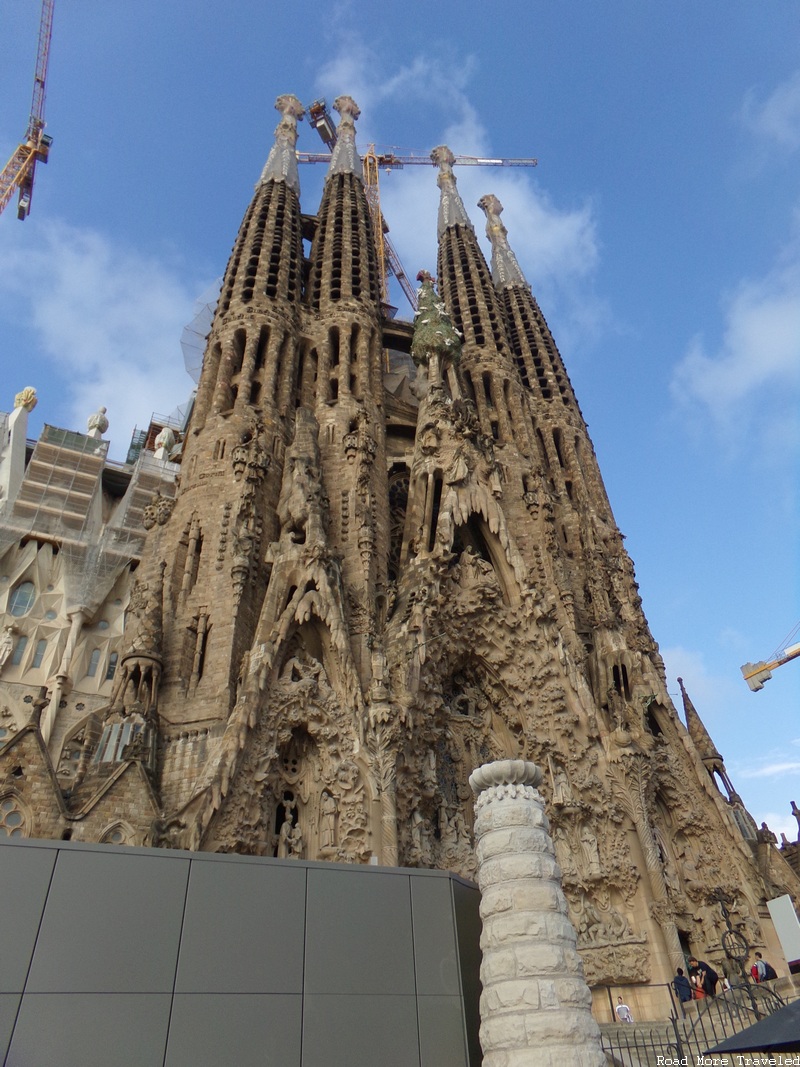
615,996,633,1023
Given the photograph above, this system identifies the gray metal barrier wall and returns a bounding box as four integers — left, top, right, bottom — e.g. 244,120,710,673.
0,838,482,1067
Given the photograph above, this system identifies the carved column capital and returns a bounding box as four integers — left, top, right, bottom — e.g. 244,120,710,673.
469,758,542,799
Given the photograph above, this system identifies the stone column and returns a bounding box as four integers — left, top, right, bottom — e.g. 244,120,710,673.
469,759,605,1067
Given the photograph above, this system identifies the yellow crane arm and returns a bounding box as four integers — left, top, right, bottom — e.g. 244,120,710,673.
741,641,800,691
0,144,39,219
0,0,55,220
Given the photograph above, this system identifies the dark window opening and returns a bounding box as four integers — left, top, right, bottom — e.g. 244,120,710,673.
645,707,663,736
612,663,632,701
452,518,494,568
552,427,565,468
427,475,444,552
387,470,409,582
255,326,270,371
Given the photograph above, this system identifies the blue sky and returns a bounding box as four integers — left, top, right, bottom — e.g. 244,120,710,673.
1,0,798,837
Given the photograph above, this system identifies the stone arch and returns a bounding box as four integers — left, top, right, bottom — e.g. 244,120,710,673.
99,820,135,846
272,620,343,700
451,514,518,607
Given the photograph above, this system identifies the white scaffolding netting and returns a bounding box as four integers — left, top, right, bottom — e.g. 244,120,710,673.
0,426,179,615
181,278,222,384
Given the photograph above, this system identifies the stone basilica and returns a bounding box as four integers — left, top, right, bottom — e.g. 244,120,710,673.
1,94,798,1000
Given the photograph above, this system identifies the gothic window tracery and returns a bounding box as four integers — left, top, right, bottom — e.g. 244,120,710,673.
0,795,28,837
100,822,134,846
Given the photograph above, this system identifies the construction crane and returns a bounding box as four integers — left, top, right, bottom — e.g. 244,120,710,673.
741,625,800,691
302,99,538,312
0,0,55,220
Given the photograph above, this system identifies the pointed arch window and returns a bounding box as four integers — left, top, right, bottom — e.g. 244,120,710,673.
31,639,47,669
86,648,101,678
105,652,119,681
100,823,133,846
10,636,28,667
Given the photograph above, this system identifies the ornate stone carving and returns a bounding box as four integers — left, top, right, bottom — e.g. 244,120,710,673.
13,386,37,411
142,492,175,529
0,626,16,674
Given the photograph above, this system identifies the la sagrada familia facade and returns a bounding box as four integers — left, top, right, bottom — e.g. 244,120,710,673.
1,94,798,996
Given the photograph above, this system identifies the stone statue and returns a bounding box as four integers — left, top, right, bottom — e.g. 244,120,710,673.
87,406,109,438
757,821,778,845
277,814,293,859
154,426,176,457
552,763,575,807
0,626,16,672
581,823,602,877
319,791,337,852
289,823,303,859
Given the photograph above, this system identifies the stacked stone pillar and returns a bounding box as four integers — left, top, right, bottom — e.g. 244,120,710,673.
469,759,606,1067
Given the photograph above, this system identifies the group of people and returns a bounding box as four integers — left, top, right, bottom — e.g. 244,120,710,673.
616,950,780,1025
671,952,778,1006
672,956,720,1002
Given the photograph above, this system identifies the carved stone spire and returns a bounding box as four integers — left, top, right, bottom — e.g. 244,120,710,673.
259,94,305,196
431,145,473,235
328,95,364,181
307,95,380,308
478,194,528,289
109,562,166,718
488,195,582,412
678,676,723,767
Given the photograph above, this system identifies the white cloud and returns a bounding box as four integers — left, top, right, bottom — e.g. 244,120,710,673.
0,220,203,459
742,71,800,151
671,250,800,450
741,760,800,780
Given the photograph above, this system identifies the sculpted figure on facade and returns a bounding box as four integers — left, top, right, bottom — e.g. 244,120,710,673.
86,405,109,438
153,426,176,458
276,409,326,547
580,822,603,878
0,626,16,674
